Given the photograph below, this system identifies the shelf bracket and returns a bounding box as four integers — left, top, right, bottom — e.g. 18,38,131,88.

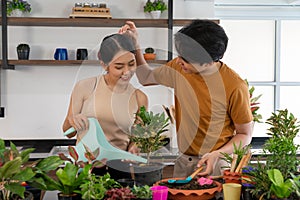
1,0,15,70
168,0,173,61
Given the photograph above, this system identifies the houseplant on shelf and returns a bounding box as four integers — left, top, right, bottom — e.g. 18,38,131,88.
143,47,156,60
7,0,31,17
243,109,300,200
144,0,167,19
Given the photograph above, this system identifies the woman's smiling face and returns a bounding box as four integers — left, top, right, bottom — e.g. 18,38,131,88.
107,51,137,85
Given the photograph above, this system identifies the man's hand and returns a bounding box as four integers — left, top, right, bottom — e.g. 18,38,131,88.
197,151,221,176
119,21,139,49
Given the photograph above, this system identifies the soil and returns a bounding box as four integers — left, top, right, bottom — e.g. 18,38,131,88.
158,178,218,190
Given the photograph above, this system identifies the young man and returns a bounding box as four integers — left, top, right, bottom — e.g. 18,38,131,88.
119,20,253,177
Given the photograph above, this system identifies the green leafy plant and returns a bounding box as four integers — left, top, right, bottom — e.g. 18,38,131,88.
36,145,105,196
290,173,300,197
245,79,263,123
145,47,155,54
131,185,152,199
144,0,167,13
80,173,121,200
0,139,35,199
130,106,169,164
220,142,251,172
243,109,300,199
267,169,293,199
7,0,31,15
0,138,63,200
264,109,300,178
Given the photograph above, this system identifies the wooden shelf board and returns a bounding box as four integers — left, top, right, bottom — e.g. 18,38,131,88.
0,59,167,66
1,17,169,27
0,17,215,27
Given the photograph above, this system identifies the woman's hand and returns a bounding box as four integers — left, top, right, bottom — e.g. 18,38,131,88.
68,113,89,132
197,151,221,176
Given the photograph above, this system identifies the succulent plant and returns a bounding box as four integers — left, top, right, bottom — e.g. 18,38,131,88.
144,47,155,54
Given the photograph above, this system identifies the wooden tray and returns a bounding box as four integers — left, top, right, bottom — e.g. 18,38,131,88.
69,7,112,18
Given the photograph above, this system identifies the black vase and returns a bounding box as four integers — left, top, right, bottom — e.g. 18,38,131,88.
17,43,30,60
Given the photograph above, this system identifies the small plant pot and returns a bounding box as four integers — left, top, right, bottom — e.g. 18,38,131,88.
242,184,258,200
223,169,242,184
150,10,161,19
143,53,156,60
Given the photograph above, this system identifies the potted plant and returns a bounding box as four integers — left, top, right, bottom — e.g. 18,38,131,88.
0,139,35,200
143,47,156,60
220,142,252,184
7,0,31,17
130,106,169,163
157,176,222,200
107,106,170,186
79,173,121,200
243,109,300,200
0,138,63,200
144,0,167,19
131,185,152,200
35,145,105,200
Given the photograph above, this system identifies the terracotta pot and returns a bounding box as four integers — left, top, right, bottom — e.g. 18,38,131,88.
155,178,222,200
143,53,156,60
223,169,242,184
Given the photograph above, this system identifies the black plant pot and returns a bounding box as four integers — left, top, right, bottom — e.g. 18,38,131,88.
17,44,30,60
26,187,42,200
242,185,257,200
107,159,164,186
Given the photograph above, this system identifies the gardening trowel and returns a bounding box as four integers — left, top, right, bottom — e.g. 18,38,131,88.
167,166,204,184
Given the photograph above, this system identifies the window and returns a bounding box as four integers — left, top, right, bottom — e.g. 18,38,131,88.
220,19,300,137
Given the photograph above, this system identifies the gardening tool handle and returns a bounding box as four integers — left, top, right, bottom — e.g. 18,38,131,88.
190,166,204,178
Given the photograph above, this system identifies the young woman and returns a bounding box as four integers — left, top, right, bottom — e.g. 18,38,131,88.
62,33,148,155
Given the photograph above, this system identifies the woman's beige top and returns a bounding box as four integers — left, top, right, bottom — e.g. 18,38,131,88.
80,75,138,150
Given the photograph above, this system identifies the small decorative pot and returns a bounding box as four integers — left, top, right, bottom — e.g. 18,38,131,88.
143,53,156,60
150,10,161,19
223,169,242,184
9,9,25,17
17,43,30,60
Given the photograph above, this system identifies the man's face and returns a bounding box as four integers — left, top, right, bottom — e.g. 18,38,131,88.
176,56,208,74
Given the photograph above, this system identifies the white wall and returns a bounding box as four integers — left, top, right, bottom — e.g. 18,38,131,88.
0,0,215,139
